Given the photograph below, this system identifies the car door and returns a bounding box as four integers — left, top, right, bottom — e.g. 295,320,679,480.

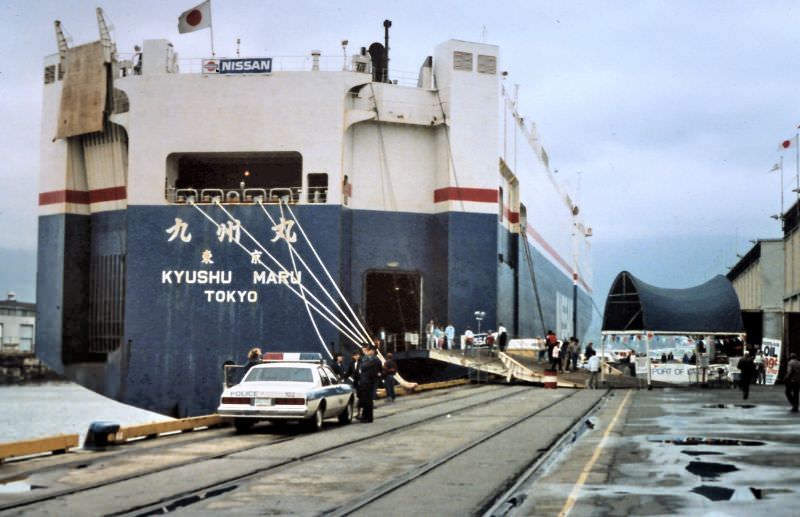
320,366,345,411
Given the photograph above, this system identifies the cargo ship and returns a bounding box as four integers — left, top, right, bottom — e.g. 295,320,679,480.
36,9,593,416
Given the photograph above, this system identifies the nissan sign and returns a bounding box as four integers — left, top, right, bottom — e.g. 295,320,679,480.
202,58,272,74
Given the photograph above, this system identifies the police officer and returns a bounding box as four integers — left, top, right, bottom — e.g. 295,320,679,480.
357,344,381,422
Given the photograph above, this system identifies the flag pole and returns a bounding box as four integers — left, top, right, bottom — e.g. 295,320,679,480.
210,25,216,56
209,0,216,57
781,155,785,216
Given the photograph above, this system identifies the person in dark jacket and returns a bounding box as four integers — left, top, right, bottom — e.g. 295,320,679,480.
242,347,262,381
738,351,756,400
357,344,381,422
784,353,800,412
331,353,346,381
383,352,398,402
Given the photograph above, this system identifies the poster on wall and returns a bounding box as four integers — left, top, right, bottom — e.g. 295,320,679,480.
762,338,782,386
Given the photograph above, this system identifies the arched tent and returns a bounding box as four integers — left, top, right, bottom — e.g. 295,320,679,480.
602,271,743,334
601,271,744,386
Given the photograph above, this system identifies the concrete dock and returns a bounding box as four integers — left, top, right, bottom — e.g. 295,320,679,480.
1,383,798,516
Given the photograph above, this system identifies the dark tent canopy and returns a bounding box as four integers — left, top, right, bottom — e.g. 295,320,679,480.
602,271,743,334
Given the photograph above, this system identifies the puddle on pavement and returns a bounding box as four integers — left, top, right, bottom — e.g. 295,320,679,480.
648,436,765,446
681,450,723,456
692,485,764,501
686,461,738,479
702,403,756,409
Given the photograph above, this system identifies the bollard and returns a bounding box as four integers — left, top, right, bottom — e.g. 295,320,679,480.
543,369,557,389
84,421,120,449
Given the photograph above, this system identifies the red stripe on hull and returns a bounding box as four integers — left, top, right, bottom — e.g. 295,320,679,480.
434,187,498,203
39,186,127,206
526,224,592,293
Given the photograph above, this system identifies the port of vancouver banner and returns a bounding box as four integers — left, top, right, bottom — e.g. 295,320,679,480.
202,58,272,74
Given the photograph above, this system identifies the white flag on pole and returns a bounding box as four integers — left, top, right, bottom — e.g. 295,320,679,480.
178,1,211,34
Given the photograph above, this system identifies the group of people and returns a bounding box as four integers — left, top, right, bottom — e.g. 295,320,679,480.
544,331,594,373
425,320,457,349
242,343,398,425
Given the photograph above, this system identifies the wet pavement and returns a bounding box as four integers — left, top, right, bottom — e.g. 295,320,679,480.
515,385,800,516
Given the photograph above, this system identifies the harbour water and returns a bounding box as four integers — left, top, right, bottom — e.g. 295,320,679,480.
0,382,172,445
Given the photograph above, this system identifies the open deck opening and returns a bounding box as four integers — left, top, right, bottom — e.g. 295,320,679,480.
166,151,303,203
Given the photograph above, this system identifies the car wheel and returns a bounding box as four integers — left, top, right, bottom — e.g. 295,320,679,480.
307,404,324,432
234,418,254,433
338,397,354,425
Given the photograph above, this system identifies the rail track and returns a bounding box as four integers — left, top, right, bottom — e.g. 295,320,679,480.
0,384,609,516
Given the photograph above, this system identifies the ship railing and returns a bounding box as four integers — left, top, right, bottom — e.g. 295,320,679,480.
114,52,419,86
170,187,304,204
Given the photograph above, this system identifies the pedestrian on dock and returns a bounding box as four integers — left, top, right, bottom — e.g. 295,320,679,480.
550,341,563,372
331,353,346,381
242,347,262,379
783,353,800,413
445,323,455,350
754,350,765,384
587,353,601,389
426,320,436,349
584,342,596,359
546,330,557,362
567,337,579,372
737,351,755,400
464,327,474,348
357,344,381,422
383,352,398,402
497,324,508,352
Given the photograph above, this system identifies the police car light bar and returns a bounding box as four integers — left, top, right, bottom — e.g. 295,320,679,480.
262,352,324,363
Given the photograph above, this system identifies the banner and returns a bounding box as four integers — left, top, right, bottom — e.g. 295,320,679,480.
763,338,782,386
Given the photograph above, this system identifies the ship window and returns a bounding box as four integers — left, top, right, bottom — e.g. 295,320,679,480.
167,151,303,204
453,51,473,71
307,173,328,203
44,65,56,84
477,55,497,74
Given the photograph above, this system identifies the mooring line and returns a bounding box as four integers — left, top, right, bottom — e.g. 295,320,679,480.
189,202,363,346
257,201,368,343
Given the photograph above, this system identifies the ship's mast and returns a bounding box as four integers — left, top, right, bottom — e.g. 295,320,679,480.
96,7,116,63
53,20,69,64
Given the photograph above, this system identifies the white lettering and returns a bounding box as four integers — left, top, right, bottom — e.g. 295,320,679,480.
203,289,257,303
267,271,278,284
162,270,232,284
253,271,267,284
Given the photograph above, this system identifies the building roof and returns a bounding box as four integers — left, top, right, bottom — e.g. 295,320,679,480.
726,239,782,282
602,271,743,334
0,299,36,311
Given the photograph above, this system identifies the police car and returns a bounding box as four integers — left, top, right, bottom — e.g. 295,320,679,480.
217,352,355,433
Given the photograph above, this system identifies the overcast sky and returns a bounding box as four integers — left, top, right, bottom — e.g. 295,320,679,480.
1,0,797,299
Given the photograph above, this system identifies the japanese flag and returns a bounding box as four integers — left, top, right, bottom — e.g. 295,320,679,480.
780,139,793,150
178,0,211,34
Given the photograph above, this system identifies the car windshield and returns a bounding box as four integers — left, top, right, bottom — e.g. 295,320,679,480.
244,366,313,383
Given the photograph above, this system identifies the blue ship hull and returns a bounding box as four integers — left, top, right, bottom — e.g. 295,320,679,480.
36,204,592,415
